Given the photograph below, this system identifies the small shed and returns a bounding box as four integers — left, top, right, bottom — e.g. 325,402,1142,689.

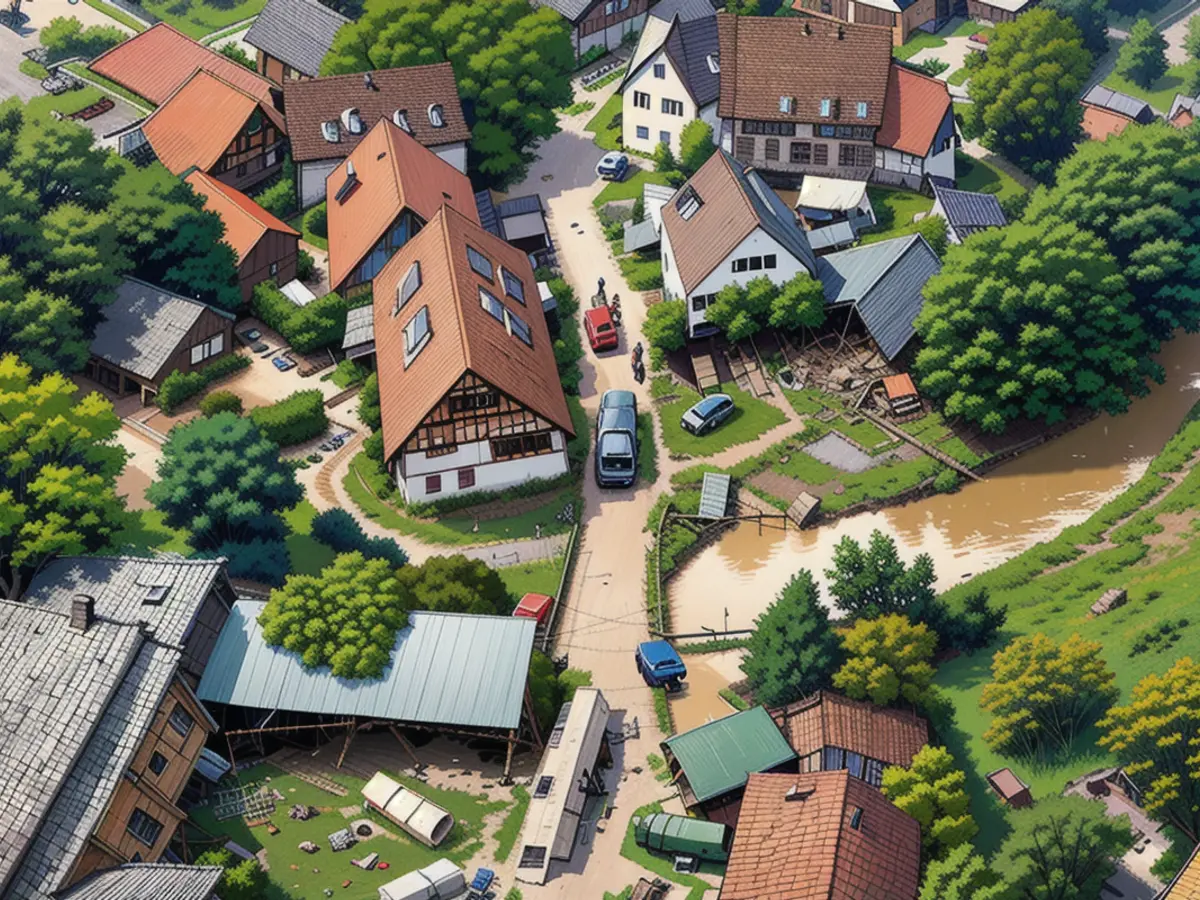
513,593,554,626
786,492,821,528
633,812,731,861
362,773,454,847
986,768,1033,809
342,304,376,362
377,859,464,900
882,373,921,418
1090,588,1127,618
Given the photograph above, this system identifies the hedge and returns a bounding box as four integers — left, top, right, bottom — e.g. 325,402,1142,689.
199,390,243,417
251,281,347,353
310,508,408,568
249,389,328,446
156,353,250,415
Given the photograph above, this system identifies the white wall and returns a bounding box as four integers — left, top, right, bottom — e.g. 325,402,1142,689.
923,141,955,183
434,141,468,174
395,431,568,503
660,225,686,303
621,50,696,156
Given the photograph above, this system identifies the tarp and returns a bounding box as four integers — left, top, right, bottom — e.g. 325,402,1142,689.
362,772,455,847
797,176,868,212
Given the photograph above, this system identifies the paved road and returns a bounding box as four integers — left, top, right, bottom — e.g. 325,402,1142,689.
0,25,44,104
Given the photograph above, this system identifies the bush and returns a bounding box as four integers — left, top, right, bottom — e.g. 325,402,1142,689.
253,154,297,219
644,299,687,352
297,248,315,282
156,353,250,414
194,849,269,900
249,389,328,446
251,281,348,353
218,42,256,70
199,389,243,417
214,536,292,586
305,202,328,238
311,508,408,568
40,16,124,62
934,468,960,493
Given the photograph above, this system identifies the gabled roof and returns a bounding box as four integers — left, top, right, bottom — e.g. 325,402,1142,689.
373,204,574,459
244,0,349,79
623,7,719,108
719,771,921,900
662,706,797,804
817,233,941,360
717,14,892,128
931,182,1007,238
1081,84,1154,123
89,22,276,107
770,691,929,768
533,0,597,24
184,169,299,264
55,864,224,900
1168,92,1199,124
142,68,285,176
89,278,234,381
284,63,469,163
326,117,477,290
661,150,816,294
877,64,952,157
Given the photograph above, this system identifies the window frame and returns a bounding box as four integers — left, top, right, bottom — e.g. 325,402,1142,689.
636,125,650,140
148,751,169,777
457,468,475,490
167,703,194,738
501,267,526,305
403,305,432,366
633,90,650,110
126,809,164,848
467,245,494,281
653,63,666,79
425,474,442,494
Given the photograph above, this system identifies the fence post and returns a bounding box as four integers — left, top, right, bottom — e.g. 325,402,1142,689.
541,522,580,654
654,502,674,636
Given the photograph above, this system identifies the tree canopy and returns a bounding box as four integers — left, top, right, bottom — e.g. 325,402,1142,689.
644,298,688,352
1186,15,1200,60
1114,18,1168,89
832,614,937,707
740,570,842,707
964,9,1092,181
0,356,128,600
913,217,1157,433
918,845,1004,900
824,530,937,620
981,633,1118,758
394,553,511,616
679,120,716,176
1098,656,1200,842
880,745,978,861
705,273,825,342
1041,0,1110,56
320,0,573,187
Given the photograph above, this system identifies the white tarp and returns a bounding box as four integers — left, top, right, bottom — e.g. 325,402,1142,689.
280,279,318,307
362,773,455,847
377,860,465,900
797,176,869,213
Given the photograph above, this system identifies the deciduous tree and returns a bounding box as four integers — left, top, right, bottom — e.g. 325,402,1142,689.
980,632,1118,757
825,530,937,619
881,745,978,860
1042,0,1111,56
1115,19,1168,88
740,570,842,707
678,120,716,176
833,614,937,707
0,257,86,375
706,276,776,342
395,553,511,616
1186,15,1200,60
919,845,1005,900
644,298,688,352
767,272,826,332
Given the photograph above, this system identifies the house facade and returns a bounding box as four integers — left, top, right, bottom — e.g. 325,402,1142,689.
373,205,575,504
716,15,956,191
537,0,655,59
791,0,942,46
244,0,350,83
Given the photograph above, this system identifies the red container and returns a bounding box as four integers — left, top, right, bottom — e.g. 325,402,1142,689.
513,593,554,625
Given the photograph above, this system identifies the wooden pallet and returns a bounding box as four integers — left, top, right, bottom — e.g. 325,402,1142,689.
690,342,719,392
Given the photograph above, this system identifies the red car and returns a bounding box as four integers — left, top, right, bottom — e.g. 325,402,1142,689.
585,305,619,352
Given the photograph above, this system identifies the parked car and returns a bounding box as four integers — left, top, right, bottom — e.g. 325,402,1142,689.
636,640,687,691
680,393,735,435
584,305,619,352
596,152,630,181
596,390,638,488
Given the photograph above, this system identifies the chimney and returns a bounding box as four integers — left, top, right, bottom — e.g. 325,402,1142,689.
364,71,376,91
70,594,96,633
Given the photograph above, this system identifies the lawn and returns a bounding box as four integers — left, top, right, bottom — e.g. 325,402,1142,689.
950,18,993,38
135,0,267,39
656,381,788,458
497,556,565,600
593,168,672,208
24,86,107,119
188,763,510,900
113,508,191,556
637,411,659,484
19,58,48,80
947,66,971,86
1103,60,1200,114
893,30,946,61
288,202,328,252
621,802,724,900
83,0,148,31
860,187,934,244
492,784,530,863
282,500,337,576
584,92,624,152
954,150,1028,205
615,248,663,291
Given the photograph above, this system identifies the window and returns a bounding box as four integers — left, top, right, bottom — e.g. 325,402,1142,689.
732,258,747,273
659,130,671,145
734,136,755,160
425,474,442,494
819,98,831,117
706,53,719,74
236,163,247,177
675,185,702,220
838,144,858,167
620,0,630,8
168,704,194,738
749,256,763,271
691,294,714,312
502,267,525,304
480,287,505,322
450,391,499,413
653,63,666,79
247,109,263,134
507,310,533,347
127,809,164,847
457,468,475,490
428,104,445,127
662,98,684,116
865,758,885,787
189,333,224,365
764,254,776,269
467,245,494,281
395,261,421,315
741,120,796,136
605,0,615,12
534,776,554,798
268,261,278,277
633,90,650,109
813,143,829,166
143,585,169,605
850,807,864,830
636,126,649,140
393,109,410,132
492,432,553,460
343,108,363,134
846,751,864,779
822,746,845,770
779,96,793,114
856,101,868,119
148,752,168,776
403,306,431,366
518,846,547,869
764,138,779,161
790,141,812,164
942,136,953,153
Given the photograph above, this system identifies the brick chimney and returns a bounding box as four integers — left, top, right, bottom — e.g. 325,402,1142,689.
69,594,96,632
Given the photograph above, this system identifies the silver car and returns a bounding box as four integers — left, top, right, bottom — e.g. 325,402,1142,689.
680,393,735,435
596,390,637,487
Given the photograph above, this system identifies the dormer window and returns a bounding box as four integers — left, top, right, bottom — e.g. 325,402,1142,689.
706,53,720,74
321,121,340,143
779,96,794,114
428,104,445,128
856,101,868,119
820,99,831,117
394,261,421,315
393,109,410,132
341,108,363,135
246,109,263,135
676,185,702,220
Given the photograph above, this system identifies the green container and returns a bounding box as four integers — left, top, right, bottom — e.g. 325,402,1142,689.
632,812,731,861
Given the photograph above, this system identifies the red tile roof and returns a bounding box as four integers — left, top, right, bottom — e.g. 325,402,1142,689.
142,69,285,176
882,373,917,400
89,23,276,107
1080,103,1135,142
877,64,952,157
183,169,298,264
325,117,477,291
373,204,574,461
770,691,929,768
719,771,921,900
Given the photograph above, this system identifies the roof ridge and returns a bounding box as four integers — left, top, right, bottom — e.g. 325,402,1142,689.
824,771,852,900
438,204,473,374
890,59,950,87
192,170,271,237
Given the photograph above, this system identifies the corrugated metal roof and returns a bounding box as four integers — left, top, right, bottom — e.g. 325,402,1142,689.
244,0,349,78
699,471,731,518
56,864,224,900
497,194,543,218
932,183,1007,235
663,706,796,803
1082,84,1152,122
197,601,537,730
623,218,660,254
342,303,375,349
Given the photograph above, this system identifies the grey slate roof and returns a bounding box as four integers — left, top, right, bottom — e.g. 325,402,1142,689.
496,194,544,218
1169,92,1199,121
55,864,223,900
817,233,941,360
89,278,233,382
665,16,720,107
624,218,660,254
649,0,720,22
1081,84,1154,124
533,0,594,24
475,190,502,238
931,183,1007,239
198,602,537,731
342,303,375,349
244,0,349,78
732,154,818,278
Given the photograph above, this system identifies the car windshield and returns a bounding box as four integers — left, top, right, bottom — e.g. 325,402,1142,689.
597,323,613,333
600,433,633,468
695,397,725,418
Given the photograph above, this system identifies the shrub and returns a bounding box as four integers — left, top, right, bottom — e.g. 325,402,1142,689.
249,389,328,446
934,468,960,493
305,202,328,238
311,508,408,568
396,554,511,616
218,42,256,70
253,154,296,218
297,249,315,282
644,299,687,352
199,389,243,417
251,281,348,353
156,353,250,414
194,849,269,900
40,16,124,62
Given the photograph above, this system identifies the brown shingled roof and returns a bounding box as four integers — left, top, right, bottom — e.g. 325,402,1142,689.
716,13,892,127
877,64,952,157
1080,103,1135,142
283,64,470,164
325,117,478,290
374,204,574,461
184,169,298,264
770,691,929,768
89,22,277,107
719,771,921,900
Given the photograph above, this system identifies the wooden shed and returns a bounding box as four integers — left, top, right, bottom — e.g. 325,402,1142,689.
882,373,922,418
986,767,1033,809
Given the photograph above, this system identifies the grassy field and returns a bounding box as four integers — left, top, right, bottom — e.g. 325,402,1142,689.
83,0,148,30
492,784,531,863
655,381,787,458
593,168,671,208
497,557,565,599
282,500,338,576
955,151,1028,205
585,93,624,152
19,58,48,80
860,187,935,244
893,30,946,61
933,402,1200,854
136,0,266,39
1103,61,1200,114
188,764,510,900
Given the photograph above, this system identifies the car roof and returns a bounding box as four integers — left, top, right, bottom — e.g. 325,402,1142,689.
601,389,637,408
599,431,634,454
599,406,636,431
585,306,614,325
694,393,730,414
639,640,682,664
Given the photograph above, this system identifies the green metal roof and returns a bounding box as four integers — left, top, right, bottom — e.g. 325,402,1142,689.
663,706,796,803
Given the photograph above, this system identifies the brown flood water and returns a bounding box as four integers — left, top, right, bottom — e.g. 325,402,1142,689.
670,331,1200,635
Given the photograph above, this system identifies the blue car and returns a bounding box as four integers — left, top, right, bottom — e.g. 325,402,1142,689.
636,640,687,690
596,152,630,181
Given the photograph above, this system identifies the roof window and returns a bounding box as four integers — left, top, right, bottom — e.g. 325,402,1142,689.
820,98,832,117
403,305,431,367
480,287,505,322
676,185,702,220
394,261,421,315
334,160,358,204
143,585,170,605
321,120,340,143
850,807,864,830
706,53,720,74
428,104,445,128
393,109,410,132
779,96,793,114
534,776,554,798
508,310,533,347
501,267,525,305
856,101,868,119
341,107,363,135
467,245,494,281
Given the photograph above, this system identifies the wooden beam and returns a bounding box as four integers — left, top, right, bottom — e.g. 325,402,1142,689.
503,729,516,781
223,720,356,737
388,724,423,768
335,718,357,769
523,682,544,751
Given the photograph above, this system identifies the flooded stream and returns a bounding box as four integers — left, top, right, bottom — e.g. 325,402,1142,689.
670,332,1200,637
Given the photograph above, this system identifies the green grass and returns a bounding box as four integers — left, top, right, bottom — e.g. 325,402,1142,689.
23,86,107,119
19,59,48,79
947,66,972,86
63,62,155,112
83,0,148,31
1103,60,1200,114
770,447,840,486
657,382,787,458
720,688,749,711
954,150,1027,205
594,168,672,208
189,764,507,900
282,500,337,576
893,30,946,61
621,803,724,900
492,784,530,862
615,248,663,291
782,387,838,417
288,203,328,252
604,888,634,900
584,92,624,151
821,455,943,513
830,414,890,451
860,187,935,244
652,687,673,734
201,20,252,44
584,67,626,92
497,556,565,600
135,0,266,39
637,412,659,484
113,508,192,556
950,18,993,38
560,99,596,116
